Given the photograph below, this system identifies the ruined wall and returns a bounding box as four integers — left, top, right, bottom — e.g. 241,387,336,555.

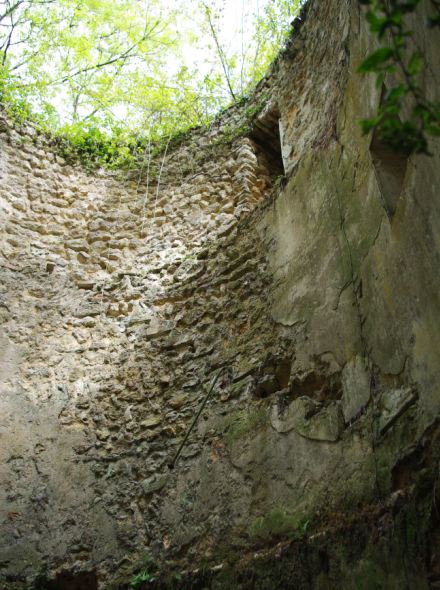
1,0,440,588
0,96,282,586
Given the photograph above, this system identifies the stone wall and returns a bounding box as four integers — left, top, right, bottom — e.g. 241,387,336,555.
1,0,440,588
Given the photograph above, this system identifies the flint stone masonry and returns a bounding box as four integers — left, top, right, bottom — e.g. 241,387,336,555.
1,0,440,588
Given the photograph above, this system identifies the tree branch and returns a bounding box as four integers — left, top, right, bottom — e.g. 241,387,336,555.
201,1,237,102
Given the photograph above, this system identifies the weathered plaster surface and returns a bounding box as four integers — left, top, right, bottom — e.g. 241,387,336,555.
0,0,439,588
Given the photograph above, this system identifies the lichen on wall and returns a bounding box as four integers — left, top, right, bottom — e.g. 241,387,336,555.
1,0,440,588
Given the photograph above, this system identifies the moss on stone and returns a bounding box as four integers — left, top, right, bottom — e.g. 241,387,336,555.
249,508,310,541
223,407,268,445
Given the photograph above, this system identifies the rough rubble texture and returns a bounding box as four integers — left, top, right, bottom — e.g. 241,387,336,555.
0,0,440,588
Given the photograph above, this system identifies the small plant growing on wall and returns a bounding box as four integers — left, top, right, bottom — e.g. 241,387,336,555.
129,555,157,588
129,569,155,588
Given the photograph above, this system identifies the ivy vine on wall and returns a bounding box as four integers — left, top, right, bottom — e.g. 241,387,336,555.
358,0,440,155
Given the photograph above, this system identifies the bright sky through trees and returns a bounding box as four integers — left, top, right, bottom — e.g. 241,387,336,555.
0,0,301,143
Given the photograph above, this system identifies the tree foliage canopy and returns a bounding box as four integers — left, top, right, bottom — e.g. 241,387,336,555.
0,0,301,157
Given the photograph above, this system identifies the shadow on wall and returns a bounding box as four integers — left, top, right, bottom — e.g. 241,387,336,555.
250,103,285,177
370,85,409,219
36,570,98,590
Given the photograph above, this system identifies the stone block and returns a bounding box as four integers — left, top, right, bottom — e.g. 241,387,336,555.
271,397,344,442
141,474,168,495
140,415,162,429
341,355,371,423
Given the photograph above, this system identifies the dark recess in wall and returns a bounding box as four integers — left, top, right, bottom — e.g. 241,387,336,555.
250,105,285,177
370,87,408,219
40,570,98,590
370,130,408,219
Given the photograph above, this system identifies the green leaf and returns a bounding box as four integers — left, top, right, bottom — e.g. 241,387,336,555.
426,124,440,137
359,115,382,134
408,51,423,75
375,71,385,89
366,11,389,34
357,47,394,73
385,84,408,102
390,9,403,26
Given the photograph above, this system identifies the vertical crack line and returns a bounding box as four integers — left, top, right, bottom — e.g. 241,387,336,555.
329,157,382,499
333,171,369,362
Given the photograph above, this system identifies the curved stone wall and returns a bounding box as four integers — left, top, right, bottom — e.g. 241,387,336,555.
1,0,440,588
